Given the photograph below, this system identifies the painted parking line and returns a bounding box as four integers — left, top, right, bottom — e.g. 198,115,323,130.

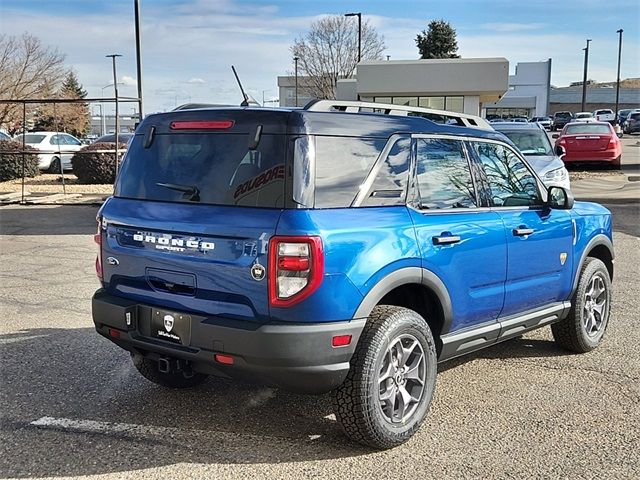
29,416,323,442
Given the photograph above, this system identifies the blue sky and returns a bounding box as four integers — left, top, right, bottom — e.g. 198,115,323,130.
1,0,638,113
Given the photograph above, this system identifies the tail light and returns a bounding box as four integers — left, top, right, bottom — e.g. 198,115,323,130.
268,236,323,307
608,137,618,149
94,217,103,281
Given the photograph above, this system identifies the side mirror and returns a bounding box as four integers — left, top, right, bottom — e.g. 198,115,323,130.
547,185,574,210
554,144,565,156
552,133,559,139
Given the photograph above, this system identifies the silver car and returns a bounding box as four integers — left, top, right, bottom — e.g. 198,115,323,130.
492,122,570,190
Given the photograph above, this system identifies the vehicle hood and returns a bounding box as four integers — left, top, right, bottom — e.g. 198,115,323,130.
524,154,565,176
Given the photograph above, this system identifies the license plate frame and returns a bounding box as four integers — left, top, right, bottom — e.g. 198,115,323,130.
150,309,191,345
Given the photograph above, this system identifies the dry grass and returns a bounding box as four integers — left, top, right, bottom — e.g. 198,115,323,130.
0,173,113,194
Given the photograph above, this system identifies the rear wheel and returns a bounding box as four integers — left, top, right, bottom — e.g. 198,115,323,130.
333,306,437,449
551,258,611,353
48,157,61,173
132,354,209,389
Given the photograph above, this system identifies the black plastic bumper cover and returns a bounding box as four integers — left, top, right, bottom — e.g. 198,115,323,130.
92,289,365,393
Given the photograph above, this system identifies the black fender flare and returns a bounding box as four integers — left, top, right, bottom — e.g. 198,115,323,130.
353,267,454,335
572,234,614,296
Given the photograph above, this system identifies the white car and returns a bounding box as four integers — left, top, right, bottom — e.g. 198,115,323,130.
13,132,82,172
574,112,594,123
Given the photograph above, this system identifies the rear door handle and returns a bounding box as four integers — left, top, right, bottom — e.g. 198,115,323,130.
432,234,461,245
513,227,534,237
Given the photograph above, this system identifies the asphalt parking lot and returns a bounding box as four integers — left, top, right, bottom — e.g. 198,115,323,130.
0,203,638,479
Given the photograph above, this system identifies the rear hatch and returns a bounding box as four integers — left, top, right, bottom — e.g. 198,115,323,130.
99,109,290,324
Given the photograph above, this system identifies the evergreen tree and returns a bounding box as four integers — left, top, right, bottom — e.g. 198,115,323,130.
416,20,460,59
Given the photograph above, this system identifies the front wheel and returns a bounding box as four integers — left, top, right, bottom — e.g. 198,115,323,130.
551,257,612,353
333,306,437,449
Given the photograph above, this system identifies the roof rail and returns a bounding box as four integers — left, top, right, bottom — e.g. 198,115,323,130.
304,99,493,131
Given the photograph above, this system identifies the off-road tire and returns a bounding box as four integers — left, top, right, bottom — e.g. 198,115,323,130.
552,257,612,353
132,354,208,389
333,305,437,449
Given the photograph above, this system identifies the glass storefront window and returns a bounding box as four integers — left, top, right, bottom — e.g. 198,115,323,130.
419,97,445,110
374,97,392,104
445,96,464,113
392,97,418,107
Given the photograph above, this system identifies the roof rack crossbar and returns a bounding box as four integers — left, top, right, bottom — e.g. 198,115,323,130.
304,100,493,131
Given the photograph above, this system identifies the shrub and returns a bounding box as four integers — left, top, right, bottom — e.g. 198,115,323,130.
0,140,40,182
71,142,126,184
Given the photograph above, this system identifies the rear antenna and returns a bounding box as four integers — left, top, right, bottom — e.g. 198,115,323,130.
232,65,249,106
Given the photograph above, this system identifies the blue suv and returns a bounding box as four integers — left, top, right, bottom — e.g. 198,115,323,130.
92,100,614,449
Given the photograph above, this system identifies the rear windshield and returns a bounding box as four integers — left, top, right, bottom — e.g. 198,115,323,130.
629,113,640,120
555,112,572,118
565,124,611,135
500,130,552,156
115,133,286,208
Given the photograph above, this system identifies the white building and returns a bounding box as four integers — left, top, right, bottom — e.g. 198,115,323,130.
279,57,510,115
483,60,552,118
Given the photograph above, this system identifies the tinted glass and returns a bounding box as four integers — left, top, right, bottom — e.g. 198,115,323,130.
64,135,81,145
628,113,640,120
362,137,411,207
23,134,46,143
445,96,464,113
500,130,552,156
416,138,476,209
565,124,611,135
314,136,386,208
116,133,286,208
49,135,64,145
555,112,572,118
473,142,541,207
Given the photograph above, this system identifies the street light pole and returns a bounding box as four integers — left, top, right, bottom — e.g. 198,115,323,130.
580,39,592,112
345,12,362,62
106,54,122,174
615,29,624,123
293,56,299,107
134,0,144,120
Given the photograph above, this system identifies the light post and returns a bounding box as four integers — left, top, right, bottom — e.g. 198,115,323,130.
101,82,124,135
293,56,299,107
106,54,122,174
615,29,623,123
580,39,592,112
345,12,362,63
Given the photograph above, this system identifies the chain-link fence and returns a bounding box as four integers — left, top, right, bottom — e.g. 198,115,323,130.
0,96,140,203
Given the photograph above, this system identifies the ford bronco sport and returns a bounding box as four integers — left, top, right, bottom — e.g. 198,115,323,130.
93,100,614,449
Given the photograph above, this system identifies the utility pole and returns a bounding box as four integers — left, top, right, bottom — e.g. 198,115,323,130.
615,29,624,123
581,39,592,112
106,54,122,175
134,0,144,119
294,56,299,107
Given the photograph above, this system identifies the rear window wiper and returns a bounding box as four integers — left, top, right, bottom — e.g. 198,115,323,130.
156,182,200,202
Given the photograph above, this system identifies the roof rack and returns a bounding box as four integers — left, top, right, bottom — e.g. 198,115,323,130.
305,99,493,131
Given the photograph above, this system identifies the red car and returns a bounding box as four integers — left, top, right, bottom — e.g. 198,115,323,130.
554,121,622,168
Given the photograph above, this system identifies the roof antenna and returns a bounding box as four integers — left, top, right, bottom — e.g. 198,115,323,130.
232,65,249,106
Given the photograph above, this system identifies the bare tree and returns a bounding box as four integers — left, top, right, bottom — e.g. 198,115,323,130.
291,15,385,100
0,33,66,133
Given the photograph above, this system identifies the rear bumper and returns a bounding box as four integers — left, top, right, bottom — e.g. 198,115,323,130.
563,149,621,163
92,289,365,393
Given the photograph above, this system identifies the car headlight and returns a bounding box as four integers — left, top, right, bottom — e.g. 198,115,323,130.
544,167,568,182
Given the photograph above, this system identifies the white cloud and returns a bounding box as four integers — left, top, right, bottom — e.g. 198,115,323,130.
187,78,206,84
121,75,137,86
482,23,546,32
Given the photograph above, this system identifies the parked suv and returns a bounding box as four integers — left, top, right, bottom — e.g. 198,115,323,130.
552,111,574,131
93,100,614,449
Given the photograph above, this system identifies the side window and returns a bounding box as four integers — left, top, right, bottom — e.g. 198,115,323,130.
362,137,411,206
473,142,541,207
64,135,81,146
49,135,63,145
315,136,386,208
415,138,477,209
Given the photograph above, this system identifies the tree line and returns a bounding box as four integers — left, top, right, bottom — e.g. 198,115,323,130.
0,33,89,137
